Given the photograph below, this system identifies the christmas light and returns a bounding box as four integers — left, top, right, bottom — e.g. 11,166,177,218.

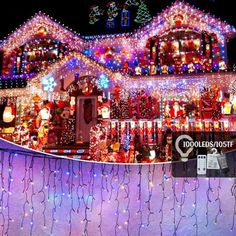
42,76,57,92
0,12,83,53
97,74,109,89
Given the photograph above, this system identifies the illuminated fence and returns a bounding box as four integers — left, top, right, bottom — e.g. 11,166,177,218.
108,119,231,144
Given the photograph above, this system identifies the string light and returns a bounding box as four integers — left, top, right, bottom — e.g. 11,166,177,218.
97,74,109,89
0,12,83,53
42,76,57,92
0,1,234,94
0,144,236,235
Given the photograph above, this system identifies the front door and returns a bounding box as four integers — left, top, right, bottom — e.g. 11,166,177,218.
76,97,97,143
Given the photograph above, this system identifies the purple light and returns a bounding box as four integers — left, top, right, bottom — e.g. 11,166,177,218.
0,139,235,235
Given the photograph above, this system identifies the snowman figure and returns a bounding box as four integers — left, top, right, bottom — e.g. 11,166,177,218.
219,59,227,71
135,65,142,75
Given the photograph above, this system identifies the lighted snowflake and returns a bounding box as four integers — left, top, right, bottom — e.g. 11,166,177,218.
42,77,57,92
97,74,109,89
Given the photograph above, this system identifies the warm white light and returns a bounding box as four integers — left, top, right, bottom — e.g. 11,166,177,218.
101,106,110,119
39,107,50,120
149,150,156,160
223,102,232,115
3,106,15,123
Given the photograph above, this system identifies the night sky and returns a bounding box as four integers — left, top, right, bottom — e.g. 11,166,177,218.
0,0,235,62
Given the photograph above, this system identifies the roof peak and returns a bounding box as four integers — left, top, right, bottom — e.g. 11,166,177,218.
0,1,235,48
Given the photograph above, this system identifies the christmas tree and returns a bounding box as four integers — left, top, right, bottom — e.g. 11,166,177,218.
134,0,152,24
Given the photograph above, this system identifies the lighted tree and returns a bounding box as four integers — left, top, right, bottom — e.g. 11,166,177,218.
134,0,152,24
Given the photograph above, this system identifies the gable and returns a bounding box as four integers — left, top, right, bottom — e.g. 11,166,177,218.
82,1,236,73
0,12,84,53
134,1,236,43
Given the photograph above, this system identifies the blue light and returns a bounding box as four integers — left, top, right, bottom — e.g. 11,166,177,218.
84,49,92,55
121,9,130,27
123,132,131,152
42,76,57,92
98,74,109,89
68,58,80,69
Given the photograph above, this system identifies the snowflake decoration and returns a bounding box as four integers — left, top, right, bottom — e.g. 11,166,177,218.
97,74,109,89
42,77,57,92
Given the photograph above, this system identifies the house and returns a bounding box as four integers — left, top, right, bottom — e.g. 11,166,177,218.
0,1,236,162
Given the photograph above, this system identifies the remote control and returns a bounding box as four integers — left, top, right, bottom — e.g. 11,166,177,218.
197,155,207,175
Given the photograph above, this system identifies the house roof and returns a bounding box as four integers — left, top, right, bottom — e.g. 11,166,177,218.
134,1,236,40
0,1,235,85
1,1,235,52
29,51,123,88
84,1,236,42
0,12,84,53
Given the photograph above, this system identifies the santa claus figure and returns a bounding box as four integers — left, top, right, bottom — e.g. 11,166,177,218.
36,104,51,149
173,102,180,117
169,102,184,118
188,62,195,73
161,65,169,74
149,61,157,75
123,61,129,74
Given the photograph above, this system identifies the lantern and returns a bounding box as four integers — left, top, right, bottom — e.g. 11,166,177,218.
213,121,219,131
195,120,203,131
204,121,210,132
223,102,232,115
175,120,180,131
223,120,229,131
